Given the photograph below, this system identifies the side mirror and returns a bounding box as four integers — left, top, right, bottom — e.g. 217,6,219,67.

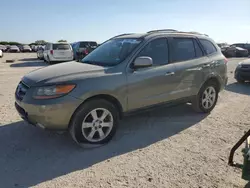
133,56,153,69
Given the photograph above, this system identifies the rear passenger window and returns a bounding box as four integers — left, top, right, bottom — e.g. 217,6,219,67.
138,38,169,66
193,39,203,58
171,38,195,62
200,39,217,55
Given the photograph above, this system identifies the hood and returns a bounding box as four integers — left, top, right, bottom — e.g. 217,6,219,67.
241,59,250,65
22,61,106,86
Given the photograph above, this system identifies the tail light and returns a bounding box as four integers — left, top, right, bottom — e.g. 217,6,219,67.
84,49,88,55
50,50,53,55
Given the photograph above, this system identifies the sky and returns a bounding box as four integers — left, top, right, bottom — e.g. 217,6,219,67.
0,0,250,44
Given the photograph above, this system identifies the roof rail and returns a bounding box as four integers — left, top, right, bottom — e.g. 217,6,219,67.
178,31,209,36
111,33,135,39
147,29,178,34
147,29,209,37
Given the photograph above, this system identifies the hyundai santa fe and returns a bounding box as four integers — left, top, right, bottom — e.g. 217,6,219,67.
15,29,228,145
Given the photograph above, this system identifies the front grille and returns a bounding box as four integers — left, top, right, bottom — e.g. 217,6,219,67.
15,81,29,101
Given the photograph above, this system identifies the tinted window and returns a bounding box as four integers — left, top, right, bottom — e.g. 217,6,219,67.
193,39,203,58
244,44,250,49
172,38,195,62
89,42,97,47
53,44,70,50
79,42,89,48
200,39,217,55
138,38,169,66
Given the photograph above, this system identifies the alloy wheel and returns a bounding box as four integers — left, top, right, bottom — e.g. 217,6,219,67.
81,108,114,142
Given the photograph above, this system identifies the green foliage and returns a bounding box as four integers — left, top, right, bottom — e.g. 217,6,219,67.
58,40,67,42
34,40,47,45
0,41,22,45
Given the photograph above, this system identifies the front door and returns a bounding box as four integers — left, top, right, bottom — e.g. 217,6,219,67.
127,38,177,111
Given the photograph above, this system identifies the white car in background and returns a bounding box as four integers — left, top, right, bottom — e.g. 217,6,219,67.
0,49,3,58
43,43,73,64
8,45,20,53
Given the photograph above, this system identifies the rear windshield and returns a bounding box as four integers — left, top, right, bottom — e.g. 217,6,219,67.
79,41,97,48
79,42,89,48
53,44,70,50
89,42,97,46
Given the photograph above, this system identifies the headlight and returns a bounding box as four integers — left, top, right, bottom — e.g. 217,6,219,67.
238,62,242,68
33,84,76,99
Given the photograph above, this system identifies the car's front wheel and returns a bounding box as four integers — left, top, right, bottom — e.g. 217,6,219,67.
192,81,219,113
70,99,119,145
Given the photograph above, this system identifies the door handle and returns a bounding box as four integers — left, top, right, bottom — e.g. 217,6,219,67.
165,72,175,76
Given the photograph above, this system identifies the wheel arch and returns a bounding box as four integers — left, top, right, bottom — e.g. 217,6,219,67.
69,94,124,129
201,75,221,92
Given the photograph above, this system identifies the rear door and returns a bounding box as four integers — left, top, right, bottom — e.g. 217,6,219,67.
199,38,227,83
52,43,72,59
127,37,177,111
168,37,210,98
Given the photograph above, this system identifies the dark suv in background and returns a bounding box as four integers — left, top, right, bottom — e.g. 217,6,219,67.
232,43,250,56
72,41,98,61
15,29,228,146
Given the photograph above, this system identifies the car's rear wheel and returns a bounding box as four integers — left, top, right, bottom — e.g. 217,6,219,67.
192,81,219,113
70,99,119,145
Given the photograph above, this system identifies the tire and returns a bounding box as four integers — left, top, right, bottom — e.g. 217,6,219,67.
69,99,119,145
47,56,51,64
192,81,219,113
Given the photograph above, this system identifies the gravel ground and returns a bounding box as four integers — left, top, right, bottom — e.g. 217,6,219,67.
0,53,250,188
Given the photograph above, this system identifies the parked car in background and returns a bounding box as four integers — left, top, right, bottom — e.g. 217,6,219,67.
0,45,7,52
72,41,98,61
232,43,250,55
43,42,73,64
0,49,3,58
21,45,32,52
31,45,38,52
14,30,228,146
37,46,45,60
222,45,248,57
8,45,20,53
235,59,250,83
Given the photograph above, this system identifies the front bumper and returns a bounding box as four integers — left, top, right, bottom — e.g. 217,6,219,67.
15,95,83,130
235,69,250,81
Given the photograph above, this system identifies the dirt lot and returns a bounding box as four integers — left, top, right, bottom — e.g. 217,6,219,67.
0,53,250,188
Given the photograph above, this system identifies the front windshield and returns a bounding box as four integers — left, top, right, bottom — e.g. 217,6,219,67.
81,38,143,66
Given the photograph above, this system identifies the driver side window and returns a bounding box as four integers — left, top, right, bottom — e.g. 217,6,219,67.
137,38,169,66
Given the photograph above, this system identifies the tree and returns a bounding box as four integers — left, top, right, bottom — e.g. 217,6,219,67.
34,40,47,45
0,41,22,45
58,40,67,42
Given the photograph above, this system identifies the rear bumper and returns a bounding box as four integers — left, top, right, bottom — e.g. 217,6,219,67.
50,56,74,62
